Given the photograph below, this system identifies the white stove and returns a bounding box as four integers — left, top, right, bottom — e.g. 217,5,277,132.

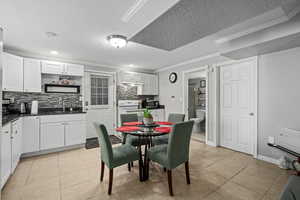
118,100,143,126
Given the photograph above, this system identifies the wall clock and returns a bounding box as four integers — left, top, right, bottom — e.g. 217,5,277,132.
169,72,177,83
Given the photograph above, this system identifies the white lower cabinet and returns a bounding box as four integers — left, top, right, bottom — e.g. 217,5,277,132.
151,109,165,121
22,116,40,153
40,114,86,150
11,119,23,173
65,121,86,146
1,124,12,189
1,118,23,189
40,122,65,150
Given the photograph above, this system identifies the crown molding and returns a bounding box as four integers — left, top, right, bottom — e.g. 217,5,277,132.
121,0,150,23
155,52,222,72
215,4,300,44
4,46,154,72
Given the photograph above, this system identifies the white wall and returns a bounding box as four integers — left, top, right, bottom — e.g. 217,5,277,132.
159,47,300,160
258,47,300,159
158,56,227,118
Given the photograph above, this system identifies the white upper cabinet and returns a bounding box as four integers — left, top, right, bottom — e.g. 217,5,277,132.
137,73,159,95
23,58,42,93
119,71,158,95
42,61,84,76
41,61,65,75
2,53,23,92
65,63,84,76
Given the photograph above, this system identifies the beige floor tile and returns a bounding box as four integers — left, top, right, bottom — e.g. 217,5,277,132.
216,182,264,200
231,171,274,195
1,142,291,200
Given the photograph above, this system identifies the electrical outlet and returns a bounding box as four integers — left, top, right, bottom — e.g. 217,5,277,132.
268,136,275,144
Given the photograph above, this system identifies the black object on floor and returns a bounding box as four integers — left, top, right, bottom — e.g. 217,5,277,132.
85,137,99,149
85,135,122,149
109,135,122,145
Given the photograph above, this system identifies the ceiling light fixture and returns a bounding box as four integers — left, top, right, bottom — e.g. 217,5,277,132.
107,35,128,48
50,50,59,55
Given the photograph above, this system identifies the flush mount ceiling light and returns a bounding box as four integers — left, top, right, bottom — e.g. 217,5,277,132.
107,35,128,48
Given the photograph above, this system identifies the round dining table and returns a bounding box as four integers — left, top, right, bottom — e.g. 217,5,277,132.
116,122,173,182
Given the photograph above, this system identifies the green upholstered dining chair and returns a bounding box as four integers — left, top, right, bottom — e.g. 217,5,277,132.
120,113,139,144
153,113,185,145
120,114,149,147
94,123,140,195
147,120,194,196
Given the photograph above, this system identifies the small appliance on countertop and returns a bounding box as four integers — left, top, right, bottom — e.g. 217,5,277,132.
141,99,160,109
20,102,29,114
31,101,39,115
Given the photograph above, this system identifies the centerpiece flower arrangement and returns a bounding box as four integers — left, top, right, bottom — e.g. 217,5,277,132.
143,109,153,125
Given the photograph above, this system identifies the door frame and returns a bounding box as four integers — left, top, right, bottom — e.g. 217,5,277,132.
83,70,117,135
214,57,258,158
182,66,209,143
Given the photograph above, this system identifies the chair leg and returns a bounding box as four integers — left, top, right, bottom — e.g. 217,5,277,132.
100,161,105,182
108,169,113,195
167,170,174,196
128,163,131,172
185,161,190,184
131,162,134,167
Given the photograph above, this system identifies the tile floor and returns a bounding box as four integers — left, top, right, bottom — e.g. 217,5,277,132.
1,140,292,200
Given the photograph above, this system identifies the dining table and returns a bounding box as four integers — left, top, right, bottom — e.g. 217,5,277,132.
116,121,173,182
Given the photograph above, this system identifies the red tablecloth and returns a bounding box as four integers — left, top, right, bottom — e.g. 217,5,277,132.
155,121,174,125
154,127,172,133
123,122,143,126
116,126,141,132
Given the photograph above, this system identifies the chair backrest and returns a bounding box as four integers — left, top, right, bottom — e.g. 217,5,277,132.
120,113,138,125
167,121,194,169
93,123,113,167
168,113,185,123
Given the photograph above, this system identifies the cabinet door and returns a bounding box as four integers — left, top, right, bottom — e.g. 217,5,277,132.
11,119,22,173
157,109,165,121
40,123,65,150
22,116,40,153
1,125,12,189
65,63,84,76
2,53,23,92
24,58,42,92
65,121,86,146
151,110,159,121
41,61,64,75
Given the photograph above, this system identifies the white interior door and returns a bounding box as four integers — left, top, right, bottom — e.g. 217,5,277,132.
85,72,116,138
220,60,256,155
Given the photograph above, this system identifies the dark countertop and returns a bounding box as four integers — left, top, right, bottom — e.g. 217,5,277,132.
2,109,86,126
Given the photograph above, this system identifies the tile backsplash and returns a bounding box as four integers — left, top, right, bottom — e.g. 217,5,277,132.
117,85,156,100
3,92,82,110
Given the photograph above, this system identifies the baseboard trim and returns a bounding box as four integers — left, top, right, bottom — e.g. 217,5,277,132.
257,154,280,165
21,144,85,158
206,141,217,147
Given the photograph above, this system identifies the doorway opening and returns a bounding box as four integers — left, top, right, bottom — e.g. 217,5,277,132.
183,67,208,143
188,77,206,141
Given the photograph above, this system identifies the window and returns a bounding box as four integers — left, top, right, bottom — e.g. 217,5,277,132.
90,75,109,105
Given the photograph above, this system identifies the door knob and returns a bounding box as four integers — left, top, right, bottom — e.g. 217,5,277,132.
249,113,254,116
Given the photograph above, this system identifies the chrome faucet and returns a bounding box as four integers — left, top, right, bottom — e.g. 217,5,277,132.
59,97,66,112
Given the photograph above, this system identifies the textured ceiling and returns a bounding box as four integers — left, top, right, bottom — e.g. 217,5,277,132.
130,0,297,51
